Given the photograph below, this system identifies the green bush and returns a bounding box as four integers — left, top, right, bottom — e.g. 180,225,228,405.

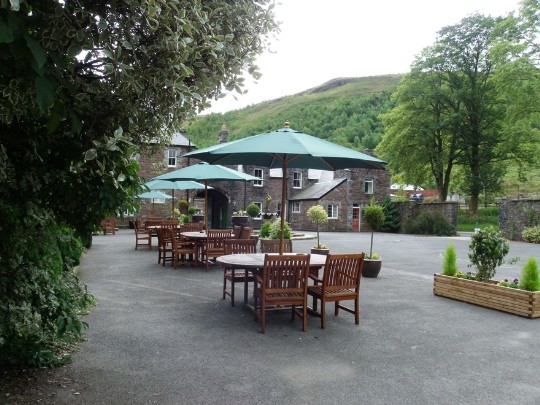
404,211,455,236
522,226,540,244
442,244,458,276
246,203,261,218
468,226,509,282
259,221,271,238
269,218,291,240
381,195,400,232
518,257,540,291
0,220,94,368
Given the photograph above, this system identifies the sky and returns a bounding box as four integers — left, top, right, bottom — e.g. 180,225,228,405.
205,0,522,114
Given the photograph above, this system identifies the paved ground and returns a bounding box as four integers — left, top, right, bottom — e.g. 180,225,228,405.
4,230,539,404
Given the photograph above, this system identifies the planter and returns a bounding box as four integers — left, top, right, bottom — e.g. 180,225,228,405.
262,213,274,220
231,216,249,227
433,274,540,319
191,214,205,224
311,248,329,255
362,259,382,278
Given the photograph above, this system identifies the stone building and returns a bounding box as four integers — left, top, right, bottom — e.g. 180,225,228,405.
137,125,390,232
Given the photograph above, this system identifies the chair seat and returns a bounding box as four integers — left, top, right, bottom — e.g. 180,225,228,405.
307,286,357,299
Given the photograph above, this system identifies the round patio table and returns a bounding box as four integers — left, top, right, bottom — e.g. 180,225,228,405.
216,253,327,269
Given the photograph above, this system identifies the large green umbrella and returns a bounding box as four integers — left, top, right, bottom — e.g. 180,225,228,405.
184,123,387,253
136,190,172,213
151,162,259,231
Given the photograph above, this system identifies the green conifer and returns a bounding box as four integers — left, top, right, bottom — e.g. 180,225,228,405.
381,195,400,232
518,257,540,291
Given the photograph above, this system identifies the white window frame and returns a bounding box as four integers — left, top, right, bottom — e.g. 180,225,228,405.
277,203,282,218
253,202,263,219
253,168,263,187
293,171,302,189
167,149,177,167
154,198,166,204
291,202,301,213
327,204,338,219
364,178,374,195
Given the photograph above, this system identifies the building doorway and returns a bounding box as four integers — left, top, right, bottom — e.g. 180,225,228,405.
194,189,229,229
352,205,361,232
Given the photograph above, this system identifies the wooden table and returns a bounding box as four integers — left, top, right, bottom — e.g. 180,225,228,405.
216,253,327,310
216,253,327,269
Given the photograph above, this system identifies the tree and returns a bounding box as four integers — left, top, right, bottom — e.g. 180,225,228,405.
378,12,537,214
380,195,400,232
0,0,277,366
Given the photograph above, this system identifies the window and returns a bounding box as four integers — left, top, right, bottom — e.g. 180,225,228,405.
293,172,302,189
253,202,262,219
253,168,263,187
292,202,301,213
167,149,177,167
364,178,374,194
277,203,282,218
327,204,338,219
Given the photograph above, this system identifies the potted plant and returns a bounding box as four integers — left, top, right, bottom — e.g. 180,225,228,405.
246,202,261,220
307,204,329,255
190,207,204,224
231,209,249,227
362,200,385,277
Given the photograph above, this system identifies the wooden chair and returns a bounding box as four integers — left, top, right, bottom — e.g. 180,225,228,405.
307,253,364,329
260,239,292,253
233,226,253,239
166,228,198,268
156,228,172,265
222,239,257,306
201,229,233,272
134,221,152,250
254,254,310,334
101,218,116,235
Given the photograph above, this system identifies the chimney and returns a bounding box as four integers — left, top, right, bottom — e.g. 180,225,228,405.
218,122,228,144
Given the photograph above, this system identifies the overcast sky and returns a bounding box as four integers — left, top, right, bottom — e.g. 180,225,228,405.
205,0,521,114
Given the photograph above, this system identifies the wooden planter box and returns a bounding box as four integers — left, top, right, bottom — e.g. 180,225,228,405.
433,274,540,319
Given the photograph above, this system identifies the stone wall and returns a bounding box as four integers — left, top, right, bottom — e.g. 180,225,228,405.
499,199,540,241
395,201,458,233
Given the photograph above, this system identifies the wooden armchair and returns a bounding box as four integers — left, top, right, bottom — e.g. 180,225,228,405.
307,253,364,329
166,228,198,268
201,229,233,272
101,218,117,235
260,239,292,253
254,254,310,334
134,221,152,250
156,228,172,265
222,239,258,306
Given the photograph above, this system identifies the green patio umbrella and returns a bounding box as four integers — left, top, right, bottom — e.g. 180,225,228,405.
151,162,259,231
184,123,387,253
145,179,209,216
136,190,172,213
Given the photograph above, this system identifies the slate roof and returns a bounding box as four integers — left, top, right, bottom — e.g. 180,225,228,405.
289,178,346,201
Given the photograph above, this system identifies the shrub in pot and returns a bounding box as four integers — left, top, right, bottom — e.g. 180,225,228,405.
362,200,385,277
306,204,329,254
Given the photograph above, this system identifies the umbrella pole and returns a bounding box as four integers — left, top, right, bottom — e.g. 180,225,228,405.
204,180,208,231
280,157,288,255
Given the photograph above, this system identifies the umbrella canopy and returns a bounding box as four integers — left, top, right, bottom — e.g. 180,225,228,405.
145,179,208,191
184,123,387,253
136,190,172,214
146,179,210,216
137,191,172,199
151,162,259,231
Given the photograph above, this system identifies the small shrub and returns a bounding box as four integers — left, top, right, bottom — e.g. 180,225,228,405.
468,226,509,282
306,204,328,249
246,203,260,218
381,195,400,232
404,211,455,236
518,257,540,291
259,221,271,238
522,226,540,244
442,244,458,276
269,218,291,240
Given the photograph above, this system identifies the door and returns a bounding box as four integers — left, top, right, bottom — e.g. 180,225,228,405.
352,206,360,232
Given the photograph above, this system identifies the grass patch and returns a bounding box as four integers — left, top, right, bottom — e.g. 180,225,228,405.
457,207,499,232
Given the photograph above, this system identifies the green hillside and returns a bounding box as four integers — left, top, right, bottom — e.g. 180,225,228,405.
185,74,402,150
184,74,540,199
